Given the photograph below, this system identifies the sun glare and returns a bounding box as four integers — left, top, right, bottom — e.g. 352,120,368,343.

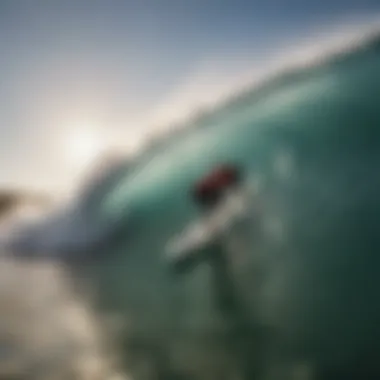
64,128,105,171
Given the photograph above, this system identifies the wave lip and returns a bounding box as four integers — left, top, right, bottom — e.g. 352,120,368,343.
129,20,380,165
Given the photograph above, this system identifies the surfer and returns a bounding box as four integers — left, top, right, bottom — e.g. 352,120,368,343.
166,164,269,380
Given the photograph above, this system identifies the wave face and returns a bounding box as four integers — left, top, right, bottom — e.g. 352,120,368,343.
67,32,380,378
3,31,380,379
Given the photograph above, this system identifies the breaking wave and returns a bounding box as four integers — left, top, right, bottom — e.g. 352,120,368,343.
0,21,380,380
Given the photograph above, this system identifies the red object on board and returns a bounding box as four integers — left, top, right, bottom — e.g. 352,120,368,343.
192,164,241,208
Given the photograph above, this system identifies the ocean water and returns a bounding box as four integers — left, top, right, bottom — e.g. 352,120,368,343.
90,30,380,378
1,28,380,379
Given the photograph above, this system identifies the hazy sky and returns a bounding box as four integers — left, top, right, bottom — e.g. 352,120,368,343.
0,0,379,194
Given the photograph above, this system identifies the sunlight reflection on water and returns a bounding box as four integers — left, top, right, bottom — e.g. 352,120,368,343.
0,257,127,380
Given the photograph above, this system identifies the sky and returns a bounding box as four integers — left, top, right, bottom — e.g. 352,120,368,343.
0,0,380,195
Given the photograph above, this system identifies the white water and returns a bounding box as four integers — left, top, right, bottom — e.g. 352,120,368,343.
0,256,128,379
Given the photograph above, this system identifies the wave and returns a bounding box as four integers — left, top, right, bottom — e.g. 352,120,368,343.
44,19,380,200
5,18,380,259
1,17,380,380
102,21,380,192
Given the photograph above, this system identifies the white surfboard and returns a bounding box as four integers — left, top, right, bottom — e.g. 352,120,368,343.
165,187,253,266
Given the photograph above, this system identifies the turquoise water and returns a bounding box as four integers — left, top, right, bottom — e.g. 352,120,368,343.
104,36,380,220
78,33,380,374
